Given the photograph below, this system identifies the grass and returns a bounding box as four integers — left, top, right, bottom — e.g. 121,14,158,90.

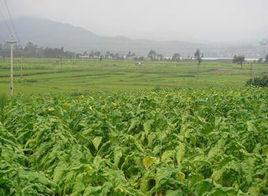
0,58,267,95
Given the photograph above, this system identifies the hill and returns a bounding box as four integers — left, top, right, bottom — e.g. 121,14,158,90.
0,17,262,57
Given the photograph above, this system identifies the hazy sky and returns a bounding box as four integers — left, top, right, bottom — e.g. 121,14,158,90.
4,0,268,43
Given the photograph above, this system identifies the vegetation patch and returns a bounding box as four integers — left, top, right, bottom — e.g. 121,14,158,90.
0,89,267,195
247,76,268,87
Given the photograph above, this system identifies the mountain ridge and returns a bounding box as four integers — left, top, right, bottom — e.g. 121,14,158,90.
0,17,262,57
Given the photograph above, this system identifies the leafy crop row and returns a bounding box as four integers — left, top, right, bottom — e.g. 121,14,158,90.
0,89,268,195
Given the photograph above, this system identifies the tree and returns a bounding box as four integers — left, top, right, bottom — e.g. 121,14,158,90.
94,51,101,58
0,41,76,58
24,42,38,57
83,51,88,56
257,58,263,63
126,51,136,59
172,53,181,61
194,49,203,78
265,54,268,63
157,54,163,61
233,55,245,68
148,50,157,61
105,51,111,59
114,53,120,60
194,49,203,65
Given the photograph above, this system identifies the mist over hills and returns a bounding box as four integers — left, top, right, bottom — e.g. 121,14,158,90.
0,17,264,58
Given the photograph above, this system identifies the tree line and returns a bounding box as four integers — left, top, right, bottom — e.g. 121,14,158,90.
0,42,76,58
233,55,268,68
1,42,268,64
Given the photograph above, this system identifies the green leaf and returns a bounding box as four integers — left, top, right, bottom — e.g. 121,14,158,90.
143,156,158,169
92,137,102,151
161,150,174,162
176,143,185,164
71,174,85,196
114,148,123,167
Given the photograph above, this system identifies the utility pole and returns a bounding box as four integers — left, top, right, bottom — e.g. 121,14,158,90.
6,40,17,96
260,40,268,58
20,57,23,80
250,62,254,82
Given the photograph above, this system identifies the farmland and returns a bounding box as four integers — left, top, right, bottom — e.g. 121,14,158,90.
0,58,267,94
0,88,268,195
0,59,268,195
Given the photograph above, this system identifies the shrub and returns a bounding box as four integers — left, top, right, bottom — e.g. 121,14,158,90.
246,76,268,87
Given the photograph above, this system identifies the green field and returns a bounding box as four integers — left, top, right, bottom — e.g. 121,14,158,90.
0,58,267,95
1,89,268,195
0,58,268,195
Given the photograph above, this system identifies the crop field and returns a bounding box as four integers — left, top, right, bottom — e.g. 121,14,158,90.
0,58,268,195
0,88,268,195
0,58,267,94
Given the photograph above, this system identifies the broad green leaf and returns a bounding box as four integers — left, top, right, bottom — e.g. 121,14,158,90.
71,174,85,196
176,143,185,164
161,150,174,162
248,186,259,195
177,171,185,182
114,148,123,167
92,137,102,151
143,156,157,169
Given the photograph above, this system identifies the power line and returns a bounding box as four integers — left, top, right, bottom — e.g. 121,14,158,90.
0,2,14,39
0,32,4,41
1,0,19,41
2,0,18,40
0,0,19,96
0,25,4,40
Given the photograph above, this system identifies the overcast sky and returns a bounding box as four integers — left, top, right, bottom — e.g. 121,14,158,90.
3,0,268,43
